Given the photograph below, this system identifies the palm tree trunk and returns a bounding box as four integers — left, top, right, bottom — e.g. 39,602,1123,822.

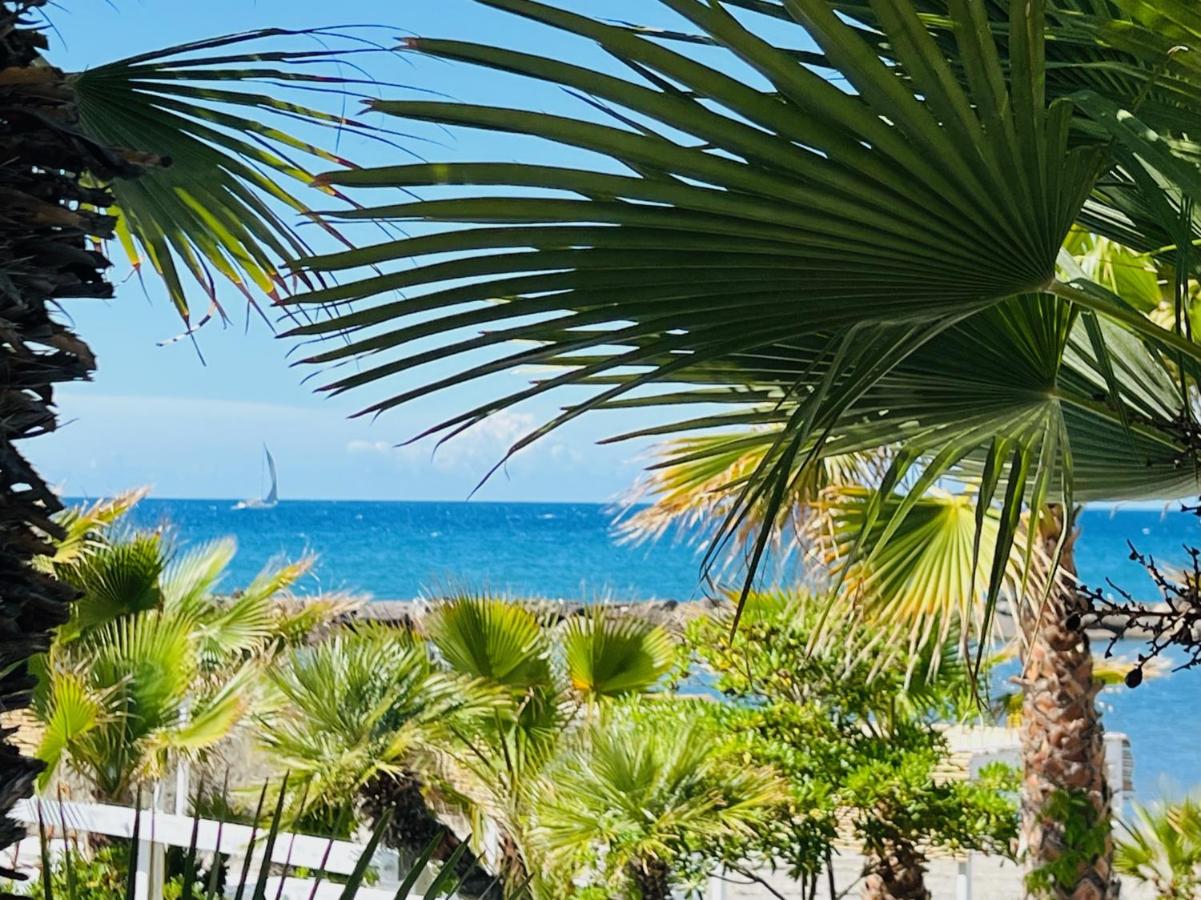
359,772,502,899
861,840,931,900
1018,505,1115,899
629,856,671,900
0,0,137,863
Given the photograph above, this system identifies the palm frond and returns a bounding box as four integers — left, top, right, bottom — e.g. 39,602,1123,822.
535,700,782,892
428,595,553,692
1116,796,1201,896
70,28,402,328
37,488,149,572
56,534,165,642
561,610,674,700
282,0,1201,619
807,486,1043,654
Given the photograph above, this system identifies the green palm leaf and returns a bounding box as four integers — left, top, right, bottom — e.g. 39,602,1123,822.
34,672,105,788
535,700,782,893
37,489,148,573
258,625,498,827
428,595,552,691
1116,797,1201,897
282,0,1201,620
561,610,674,700
69,29,398,327
161,538,236,613
56,535,165,642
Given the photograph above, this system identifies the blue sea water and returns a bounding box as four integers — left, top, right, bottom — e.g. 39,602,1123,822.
108,498,1200,803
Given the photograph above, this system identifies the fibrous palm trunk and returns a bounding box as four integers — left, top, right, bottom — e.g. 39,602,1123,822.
0,0,140,869
1018,506,1115,899
359,772,502,899
861,840,931,900
629,856,671,900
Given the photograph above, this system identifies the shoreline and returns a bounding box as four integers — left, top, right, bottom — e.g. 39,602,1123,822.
341,596,1167,640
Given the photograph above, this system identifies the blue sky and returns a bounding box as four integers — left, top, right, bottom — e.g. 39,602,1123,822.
32,0,700,503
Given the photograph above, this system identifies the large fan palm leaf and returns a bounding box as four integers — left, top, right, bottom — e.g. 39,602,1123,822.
284,0,1201,619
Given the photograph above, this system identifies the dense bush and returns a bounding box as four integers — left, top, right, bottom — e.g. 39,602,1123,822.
677,591,1019,895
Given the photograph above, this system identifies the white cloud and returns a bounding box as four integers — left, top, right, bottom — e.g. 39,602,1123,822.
430,410,536,470
346,439,394,455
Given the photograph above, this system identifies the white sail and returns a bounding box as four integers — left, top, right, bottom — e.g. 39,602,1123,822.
264,446,279,505
233,445,279,510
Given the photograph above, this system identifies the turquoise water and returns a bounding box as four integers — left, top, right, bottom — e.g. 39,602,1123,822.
108,498,1199,802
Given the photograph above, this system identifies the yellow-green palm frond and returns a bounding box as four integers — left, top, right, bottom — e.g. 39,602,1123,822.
561,609,675,701
619,433,886,573
1116,796,1201,897
427,595,553,693
807,486,1050,656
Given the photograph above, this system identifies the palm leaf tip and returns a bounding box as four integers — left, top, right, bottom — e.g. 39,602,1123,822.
69,27,402,331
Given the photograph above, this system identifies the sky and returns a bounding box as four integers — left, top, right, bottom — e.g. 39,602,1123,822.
30,0,710,503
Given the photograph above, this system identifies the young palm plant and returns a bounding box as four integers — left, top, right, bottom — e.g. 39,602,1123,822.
424,596,675,897
255,622,506,898
30,498,336,802
280,4,1201,894
535,701,783,900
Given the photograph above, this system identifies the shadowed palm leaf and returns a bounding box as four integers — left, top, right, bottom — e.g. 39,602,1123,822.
284,0,1201,621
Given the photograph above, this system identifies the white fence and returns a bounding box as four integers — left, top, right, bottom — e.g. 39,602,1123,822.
5,798,420,900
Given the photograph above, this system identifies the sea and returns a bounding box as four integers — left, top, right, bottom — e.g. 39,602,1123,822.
109,498,1200,804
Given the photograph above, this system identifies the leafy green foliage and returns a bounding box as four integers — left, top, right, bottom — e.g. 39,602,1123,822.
31,496,337,801
1026,790,1113,897
680,592,1019,883
1115,797,1201,900
535,700,782,899
256,624,501,834
420,597,683,896
27,842,187,900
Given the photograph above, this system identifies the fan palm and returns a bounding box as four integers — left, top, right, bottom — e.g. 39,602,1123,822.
30,499,337,801
282,3,1201,895
0,0,390,848
424,596,677,896
256,623,506,898
535,701,783,900
1115,798,1201,900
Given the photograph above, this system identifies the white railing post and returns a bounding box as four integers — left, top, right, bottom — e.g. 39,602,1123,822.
707,872,726,899
136,804,165,900
955,852,972,900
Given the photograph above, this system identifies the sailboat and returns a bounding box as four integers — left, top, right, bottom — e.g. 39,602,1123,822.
233,445,279,510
